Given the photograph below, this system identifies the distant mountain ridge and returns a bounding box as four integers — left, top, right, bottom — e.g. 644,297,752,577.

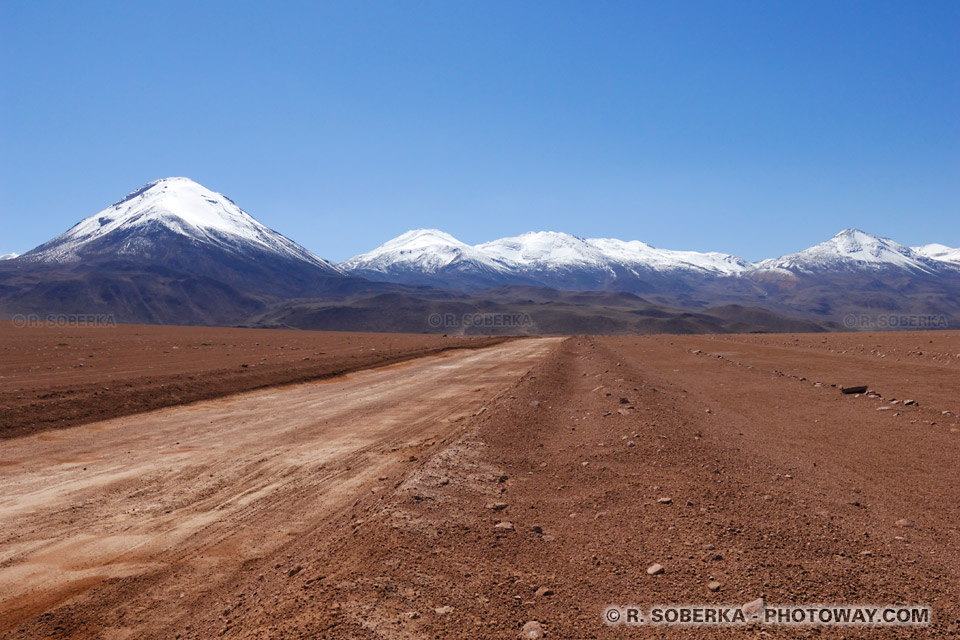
341,227,960,290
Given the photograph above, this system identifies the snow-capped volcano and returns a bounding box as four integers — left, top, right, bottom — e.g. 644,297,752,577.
23,177,340,273
340,229,509,275
913,243,960,264
754,229,940,273
478,232,608,268
7,177,352,314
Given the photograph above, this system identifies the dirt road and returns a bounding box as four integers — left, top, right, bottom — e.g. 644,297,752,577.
0,337,562,638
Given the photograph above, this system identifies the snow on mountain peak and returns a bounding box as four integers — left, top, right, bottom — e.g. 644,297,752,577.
343,228,753,282
585,237,751,275
0,253,18,260
376,229,466,252
913,243,960,264
756,228,935,273
478,231,604,267
22,178,339,272
341,229,507,275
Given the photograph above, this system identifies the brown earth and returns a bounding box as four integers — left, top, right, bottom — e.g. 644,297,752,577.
0,324,511,439
1,331,959,638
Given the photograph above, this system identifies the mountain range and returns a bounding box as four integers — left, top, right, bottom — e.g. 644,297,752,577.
340,227,959,290
1,177,957,333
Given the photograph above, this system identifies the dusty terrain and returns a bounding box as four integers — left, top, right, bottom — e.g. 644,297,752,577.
1,330,959,638
0,324,509,438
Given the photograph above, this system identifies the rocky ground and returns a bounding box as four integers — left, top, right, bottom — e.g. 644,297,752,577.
1,330,958,638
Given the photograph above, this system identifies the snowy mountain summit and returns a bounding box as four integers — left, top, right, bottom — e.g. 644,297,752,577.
342,228,754,290
23,177,340,273
754,229,941,273
913,243,960,264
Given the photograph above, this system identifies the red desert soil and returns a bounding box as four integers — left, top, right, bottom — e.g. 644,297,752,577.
0,324,510,439
1,330,959,639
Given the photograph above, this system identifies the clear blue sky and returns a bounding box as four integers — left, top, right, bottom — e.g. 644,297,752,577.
1,1,957,261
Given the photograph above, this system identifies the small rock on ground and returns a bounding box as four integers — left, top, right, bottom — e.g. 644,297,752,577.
520,620,545,639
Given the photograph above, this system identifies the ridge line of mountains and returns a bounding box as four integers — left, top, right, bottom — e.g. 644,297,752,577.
2,177,958,334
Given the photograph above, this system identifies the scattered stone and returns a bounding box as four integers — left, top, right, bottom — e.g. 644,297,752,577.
486,502,509,511
619,397,630,404
877,406,891,411
405,611,420,619
702,552,723,562
859,550,874,557
646,563,665,575
904,399,918,406
520,621,545,639
438,477,450,486
542,535,558,543
529,400,540,407
627,440,636,447
657,497,673,504
434,606,453,615
287,566,302,578
535,586,554,597
742,598,765,618
705,408,712,414
841,385,868,395
762,494,773,501
895,518,915,528
531,525,543,534
707,581,721,592
495,521,515,531
701,543,715,550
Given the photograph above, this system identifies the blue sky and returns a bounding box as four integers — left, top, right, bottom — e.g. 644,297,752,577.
1,1,957,262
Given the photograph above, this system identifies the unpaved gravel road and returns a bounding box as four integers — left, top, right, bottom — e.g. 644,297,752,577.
0,337,561,638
